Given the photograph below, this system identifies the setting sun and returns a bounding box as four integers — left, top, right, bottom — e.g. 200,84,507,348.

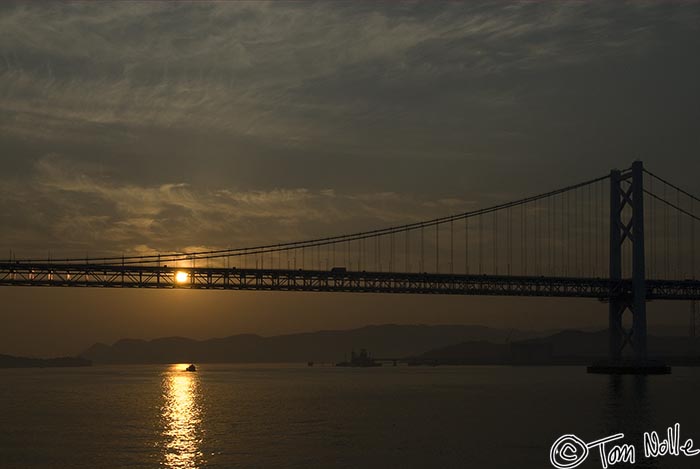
175,271,189,284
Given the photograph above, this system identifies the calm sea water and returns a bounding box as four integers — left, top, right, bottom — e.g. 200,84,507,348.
1,364,700,468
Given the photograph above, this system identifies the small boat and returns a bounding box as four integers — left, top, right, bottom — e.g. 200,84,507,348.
185,364,197,372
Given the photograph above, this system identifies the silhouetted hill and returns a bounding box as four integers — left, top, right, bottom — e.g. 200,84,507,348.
416,329,700,365
420,340,509,364
0,354,91,368
81,324,535,364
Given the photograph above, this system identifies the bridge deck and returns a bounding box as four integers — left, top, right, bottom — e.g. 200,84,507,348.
1,262,698,300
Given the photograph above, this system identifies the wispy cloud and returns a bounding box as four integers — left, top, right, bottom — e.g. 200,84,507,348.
1,2,698,259
1,154,459,257
1,1,693,144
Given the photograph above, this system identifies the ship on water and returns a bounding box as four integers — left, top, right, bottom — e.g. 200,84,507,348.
336,348,382,367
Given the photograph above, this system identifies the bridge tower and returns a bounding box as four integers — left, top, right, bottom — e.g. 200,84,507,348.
608,160,648,363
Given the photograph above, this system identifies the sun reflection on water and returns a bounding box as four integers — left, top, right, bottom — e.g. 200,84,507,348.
161,365,204,468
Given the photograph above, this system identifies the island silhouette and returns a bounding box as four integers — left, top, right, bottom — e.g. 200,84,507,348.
78,324,700,366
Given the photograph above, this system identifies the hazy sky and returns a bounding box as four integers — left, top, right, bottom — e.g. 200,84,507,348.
1,2,699,356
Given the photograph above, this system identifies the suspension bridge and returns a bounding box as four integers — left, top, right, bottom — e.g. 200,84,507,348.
2,161,700,369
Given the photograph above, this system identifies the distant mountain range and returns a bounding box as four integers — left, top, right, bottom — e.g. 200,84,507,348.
80,324,700,366
418,330,700,365
0,354,91,368
81,324,537,364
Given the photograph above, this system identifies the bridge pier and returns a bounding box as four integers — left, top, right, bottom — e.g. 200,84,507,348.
590,161,669,374
631,160,648,361
608,168,623,362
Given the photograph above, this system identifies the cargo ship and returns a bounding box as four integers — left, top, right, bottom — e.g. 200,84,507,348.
336,348,382,367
